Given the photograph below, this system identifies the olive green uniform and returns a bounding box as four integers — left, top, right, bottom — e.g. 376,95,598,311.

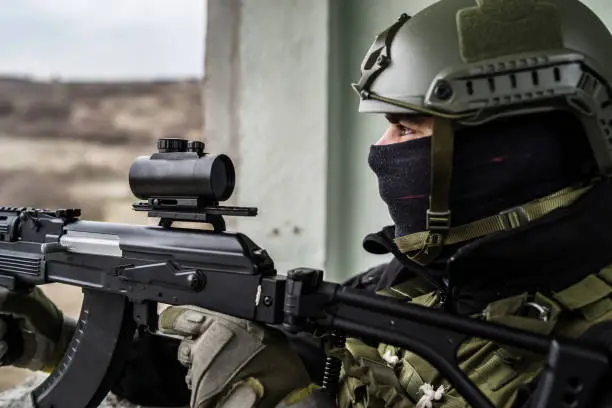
338,268,612,408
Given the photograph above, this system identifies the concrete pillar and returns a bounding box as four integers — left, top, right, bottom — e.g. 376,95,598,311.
201,0,241,211
203,0,332,278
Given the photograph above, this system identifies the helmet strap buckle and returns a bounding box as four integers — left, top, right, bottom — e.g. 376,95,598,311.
498,206,530,230
426,210,452,232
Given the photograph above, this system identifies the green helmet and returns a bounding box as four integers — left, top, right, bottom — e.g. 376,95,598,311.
353,0,612,265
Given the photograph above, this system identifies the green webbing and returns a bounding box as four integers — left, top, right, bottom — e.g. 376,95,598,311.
457,0,563,63
553,274,612,311
395,183,593,254
408,117,455,266
375,276,437,300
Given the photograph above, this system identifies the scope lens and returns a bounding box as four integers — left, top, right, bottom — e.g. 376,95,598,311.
209,155,235,201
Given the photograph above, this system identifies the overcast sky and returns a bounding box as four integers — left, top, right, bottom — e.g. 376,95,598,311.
0,0,204,81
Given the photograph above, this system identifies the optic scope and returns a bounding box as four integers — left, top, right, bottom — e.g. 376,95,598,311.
129,138,235,204
129,138,256,231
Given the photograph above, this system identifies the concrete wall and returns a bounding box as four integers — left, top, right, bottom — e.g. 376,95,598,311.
204,0,612,281
204,0,331,277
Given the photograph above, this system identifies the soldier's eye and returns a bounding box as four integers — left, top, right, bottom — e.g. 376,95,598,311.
399,126,414,136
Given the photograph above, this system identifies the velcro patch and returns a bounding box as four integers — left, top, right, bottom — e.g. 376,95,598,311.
553,274,612,311
457,0,563,63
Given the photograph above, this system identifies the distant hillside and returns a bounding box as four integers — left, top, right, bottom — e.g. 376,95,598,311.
0,75,203,221
0,75,202,145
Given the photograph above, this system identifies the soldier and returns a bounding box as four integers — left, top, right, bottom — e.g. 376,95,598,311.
4,0,612,407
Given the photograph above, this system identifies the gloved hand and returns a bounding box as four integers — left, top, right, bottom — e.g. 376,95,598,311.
0,286,75,372
159,306,316,408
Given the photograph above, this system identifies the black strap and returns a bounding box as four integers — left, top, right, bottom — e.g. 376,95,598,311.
409,117,455,265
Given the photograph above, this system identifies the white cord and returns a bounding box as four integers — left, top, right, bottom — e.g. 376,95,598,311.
381,349,399,366
416,383,447,408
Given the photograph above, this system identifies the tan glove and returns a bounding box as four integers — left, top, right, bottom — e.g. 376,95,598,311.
0,286,75,372
159,306,313,408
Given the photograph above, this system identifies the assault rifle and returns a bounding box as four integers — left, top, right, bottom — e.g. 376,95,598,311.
0,138,609,408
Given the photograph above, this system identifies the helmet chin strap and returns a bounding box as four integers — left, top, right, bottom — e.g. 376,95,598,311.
408,117,455,266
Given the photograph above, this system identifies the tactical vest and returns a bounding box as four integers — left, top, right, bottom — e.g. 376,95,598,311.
336,265,612,408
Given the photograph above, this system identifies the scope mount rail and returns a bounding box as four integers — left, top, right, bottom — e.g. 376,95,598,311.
132,197,258,231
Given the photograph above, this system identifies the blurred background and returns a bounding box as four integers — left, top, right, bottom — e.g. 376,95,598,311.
0,0,203,390
2,0,612,394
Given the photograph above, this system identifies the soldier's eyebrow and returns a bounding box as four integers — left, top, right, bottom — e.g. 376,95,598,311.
385,113,403,124
385,113,430,127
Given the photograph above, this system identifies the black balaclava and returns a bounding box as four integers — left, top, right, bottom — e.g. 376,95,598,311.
368,111,597,239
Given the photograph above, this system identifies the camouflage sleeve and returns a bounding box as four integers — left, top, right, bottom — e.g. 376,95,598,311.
0,287,75,372
274,386,336,407
334,337,417,408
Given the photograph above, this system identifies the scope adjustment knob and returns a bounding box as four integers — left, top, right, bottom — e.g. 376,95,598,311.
187,141,205,154
157,138,188,153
